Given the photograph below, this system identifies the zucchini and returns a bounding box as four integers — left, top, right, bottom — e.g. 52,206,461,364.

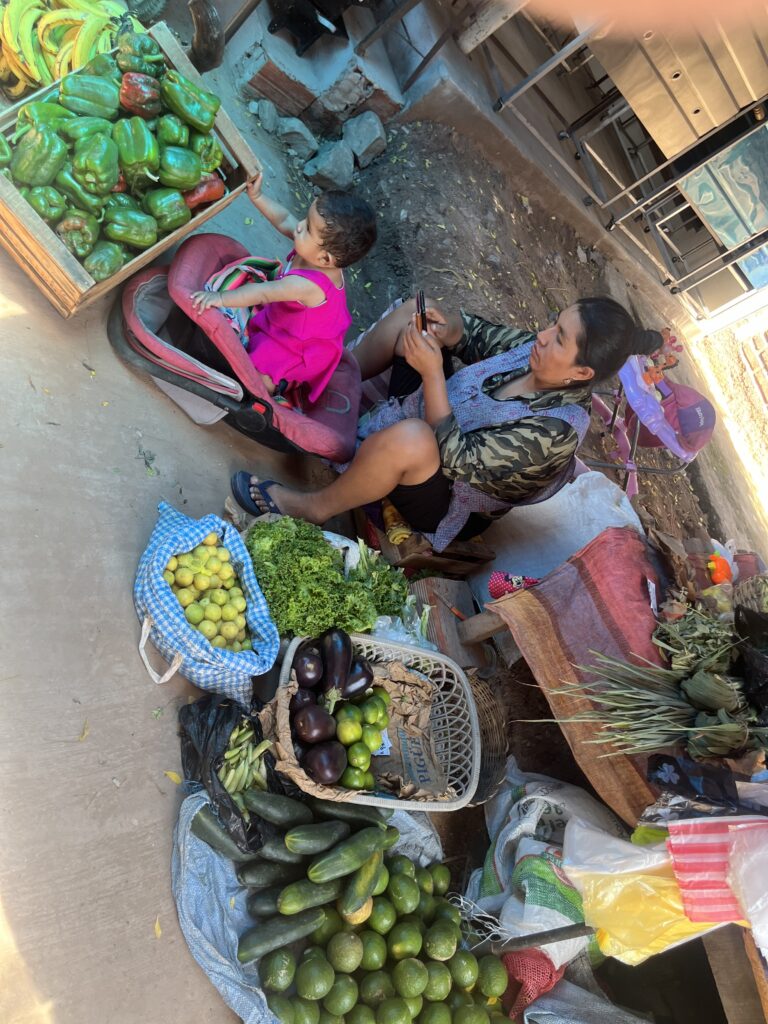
246,885,283,918
258,835,308,865
242,790,313,827
189,804,253,862
381,826,400,850
285,820,350,855
307,827,388,884
308,797,391,828
236,859,306,890
338,848,383,918
237,908,325,963
277,877,343,915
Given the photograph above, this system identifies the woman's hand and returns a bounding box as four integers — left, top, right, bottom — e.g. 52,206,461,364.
191,290,222,313
402,316,445,379
246,173,263,205
422,305,450,345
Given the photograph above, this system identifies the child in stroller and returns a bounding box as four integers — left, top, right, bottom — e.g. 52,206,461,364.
191,174,376,409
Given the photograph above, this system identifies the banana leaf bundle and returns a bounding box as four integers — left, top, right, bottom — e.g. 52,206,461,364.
653,607,735,675
680,669,746,713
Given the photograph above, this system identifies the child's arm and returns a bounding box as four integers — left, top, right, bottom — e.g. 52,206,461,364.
246,173,297,238
191,274,324,313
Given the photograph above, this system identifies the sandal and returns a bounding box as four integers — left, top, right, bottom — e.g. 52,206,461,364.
231,472,282,517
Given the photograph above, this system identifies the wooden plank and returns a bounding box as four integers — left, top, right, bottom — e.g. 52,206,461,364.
457,609,507,644
456,0,529,55
702,928,766,1024
410,578,491,669
743,931,768,1021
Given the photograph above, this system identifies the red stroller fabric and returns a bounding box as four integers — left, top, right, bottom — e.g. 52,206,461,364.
624,380,715,456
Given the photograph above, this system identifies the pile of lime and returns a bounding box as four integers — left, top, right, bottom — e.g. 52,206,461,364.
260,857,509,1024
164,533,252,652
334,689,391,791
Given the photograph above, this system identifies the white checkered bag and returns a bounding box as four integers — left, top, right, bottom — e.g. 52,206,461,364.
134,502,279,702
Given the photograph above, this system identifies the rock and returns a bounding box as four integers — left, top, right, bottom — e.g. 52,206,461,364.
257,99,278,134
303,140,355,190
342,111,386,168
247,100,260,115
277,117,319,160
576,244,588,264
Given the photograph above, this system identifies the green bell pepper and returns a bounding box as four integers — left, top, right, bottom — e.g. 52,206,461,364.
115,23,165,77
10,126,68,187
54,164,107,217
55,208,100,259
13,102,76,142
82,53,122,83
0,134,11,169
188,131,223,174
59,117,115,146
84,239,127,281
159,70,220,133
142,187,191,232
25,185,67,224
105,192,140,213
59,75,120,121
158,145,202,191
103,206,157,250
156,114,188,148
112,116,159,190
73,133,120,195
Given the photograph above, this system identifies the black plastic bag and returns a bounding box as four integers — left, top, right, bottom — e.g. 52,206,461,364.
179,694,286,856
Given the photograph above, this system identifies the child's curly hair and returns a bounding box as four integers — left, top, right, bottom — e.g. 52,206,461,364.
316,191,377,268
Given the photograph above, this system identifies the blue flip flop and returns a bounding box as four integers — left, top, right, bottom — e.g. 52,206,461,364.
231,472,282,517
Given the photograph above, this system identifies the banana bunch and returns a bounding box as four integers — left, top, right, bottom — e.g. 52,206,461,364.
218,719,273,818
0,0,142,98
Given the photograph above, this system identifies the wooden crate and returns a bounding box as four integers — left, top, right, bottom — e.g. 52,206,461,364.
0,22,261,318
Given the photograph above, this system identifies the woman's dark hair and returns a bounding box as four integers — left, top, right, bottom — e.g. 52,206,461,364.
315,191,377,268
575,296,662,380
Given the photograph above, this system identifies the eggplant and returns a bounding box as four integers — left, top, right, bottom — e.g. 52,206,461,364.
293,647,324,690
302,741,347,785
293,704,336,744
343,656,373,699
293,739,309,762
290,687,317,715
319,628,353,712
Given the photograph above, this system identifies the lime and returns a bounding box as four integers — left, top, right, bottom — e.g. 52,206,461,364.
267,993,295,1024
415,868,434,896
236,629,247,642
371,686,391,706
376,711,390,730
336,704,364,725
387,875,420,915
398,914,426,935
454,1008,489,1024
175,567,194,588
448,992,475,1013
347,1006,376,1024
163,570,175,585
318,1013,343,1024
488,1014,508,1024
221,603,238,622
198,619,218,640
293,998,321,1024
242,639,253,651
212,635,227,648
368,897,396,935
347,741,372,770
423,922,458,962
387,855,416,879
323,974,358,1016
360,970,395,1007
235,613,246,630
193,572,210,591
361,696,387,725
193,545,210,561
209,588,228,606
420,1004,451,1024
177,553,193,568
448,951,479,991
433,899,462,928
231,641,242,653
387,921,423,961
363,771,376,790
220,621,239,641
203,532,219,546
295,957,335,1001
232,595,247,613
206,556,222,574
176,587,195,608
261,948,296,992
337,719,363,746
373,864,389,896
185,602,204,625
312,907,344,946
423,961,452,1002
392,958,429,999
219,563,234,581
217,546,231,562
362,725,383,753
301,945,326,962
403,996,422,1020
360,929,388,971
341,766,369,790
229,585,242,597
377,997,411,1024
203,603,222,622
327,931,364,973
429,864,451,897
166,556,178,572
208,574,222,589
477,957,508,999
416,891,436,924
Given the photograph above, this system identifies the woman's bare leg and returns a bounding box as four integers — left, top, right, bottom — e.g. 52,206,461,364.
249,419,441,523
351,298,417,380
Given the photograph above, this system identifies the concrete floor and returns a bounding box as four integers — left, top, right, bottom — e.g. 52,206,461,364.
0,41,313,1024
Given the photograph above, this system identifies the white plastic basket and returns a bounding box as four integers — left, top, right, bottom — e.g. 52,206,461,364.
277,634,481,812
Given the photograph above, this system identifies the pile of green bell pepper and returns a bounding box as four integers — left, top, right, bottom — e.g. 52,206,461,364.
84,240,127,282
156,114,189,148
158,145,202,191
116,24,165,77
60,75,121,121
142,188,191,232
160,70,220,133
25,186,67,224
73,134,120,195
112,116,160,190
104,206,158,250
10,126,68,187
55,209,100,259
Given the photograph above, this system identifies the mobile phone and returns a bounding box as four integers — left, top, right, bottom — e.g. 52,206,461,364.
416,289,427,333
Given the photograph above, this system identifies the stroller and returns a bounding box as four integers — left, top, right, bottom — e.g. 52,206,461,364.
586,355,716,499
107,233,361,462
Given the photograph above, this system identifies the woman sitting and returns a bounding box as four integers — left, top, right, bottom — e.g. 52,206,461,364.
231,296,661,551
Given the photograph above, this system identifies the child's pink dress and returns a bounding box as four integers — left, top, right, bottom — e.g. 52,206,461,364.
246,253,352,404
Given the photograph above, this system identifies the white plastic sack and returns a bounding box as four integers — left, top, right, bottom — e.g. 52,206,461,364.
728,824,768,958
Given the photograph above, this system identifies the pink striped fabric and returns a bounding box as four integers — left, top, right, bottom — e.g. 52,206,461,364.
666,816,768,922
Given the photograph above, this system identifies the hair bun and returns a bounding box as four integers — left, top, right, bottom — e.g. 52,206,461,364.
632,326,662,356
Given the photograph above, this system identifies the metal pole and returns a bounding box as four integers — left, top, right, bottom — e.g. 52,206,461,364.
354,0,421,57
673,226,768,290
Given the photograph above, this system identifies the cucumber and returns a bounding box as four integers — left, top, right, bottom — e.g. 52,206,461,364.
237,908,325,963
381,826,400,850
307,827,388,884
246,885,283,918
307,797,391,828
258,835,308,865
338,848,383,918
243,790,314,827
277,877,343,915
236,859,306,890
285,820,350,855
189,804,253,862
